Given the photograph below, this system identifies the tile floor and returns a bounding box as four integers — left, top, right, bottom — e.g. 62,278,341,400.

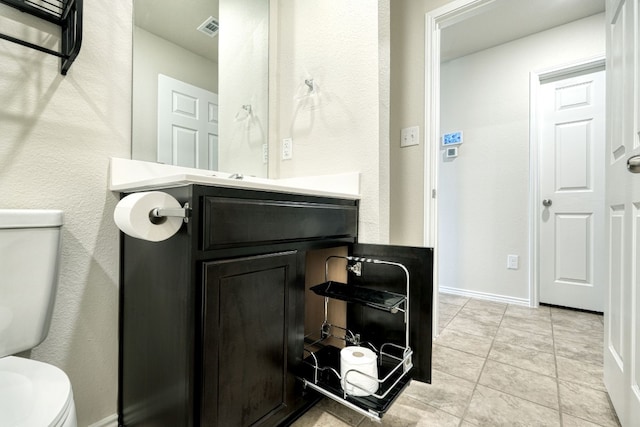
292,293,620,427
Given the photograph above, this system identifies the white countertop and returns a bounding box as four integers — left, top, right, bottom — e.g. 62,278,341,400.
109,158,360,200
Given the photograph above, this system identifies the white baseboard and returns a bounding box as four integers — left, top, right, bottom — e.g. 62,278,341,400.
88,414,118,427
439,286,531,307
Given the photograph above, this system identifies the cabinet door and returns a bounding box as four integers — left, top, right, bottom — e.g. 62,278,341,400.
348,244,434,383
201,251,297,426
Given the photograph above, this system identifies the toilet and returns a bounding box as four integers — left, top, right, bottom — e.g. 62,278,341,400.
0,209,77,427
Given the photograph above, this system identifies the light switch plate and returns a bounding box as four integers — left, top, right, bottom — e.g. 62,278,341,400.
400,126,419,147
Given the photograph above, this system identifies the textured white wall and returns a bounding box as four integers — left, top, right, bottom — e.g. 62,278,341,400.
132,27,218,163
439,14,605,301
0,1,132,425
274,0,390,243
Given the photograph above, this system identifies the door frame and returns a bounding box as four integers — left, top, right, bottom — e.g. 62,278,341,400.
424,0,497,336
424,0,606,308
529,56,606,308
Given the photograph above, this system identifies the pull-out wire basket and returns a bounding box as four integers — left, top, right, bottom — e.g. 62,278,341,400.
302,255,413,422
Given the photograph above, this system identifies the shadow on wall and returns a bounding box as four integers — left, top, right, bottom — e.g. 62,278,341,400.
30,193,120,425
0,53,63,175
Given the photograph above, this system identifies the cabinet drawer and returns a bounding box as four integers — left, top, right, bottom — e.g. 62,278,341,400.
202,197,358,250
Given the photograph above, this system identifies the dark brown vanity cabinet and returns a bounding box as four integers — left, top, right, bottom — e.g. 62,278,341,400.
118,184,432,426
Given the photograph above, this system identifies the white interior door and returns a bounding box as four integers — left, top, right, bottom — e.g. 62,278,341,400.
157,74,219,170
539,69,606,312
604,0,640,424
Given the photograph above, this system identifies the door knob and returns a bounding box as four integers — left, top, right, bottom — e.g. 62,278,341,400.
542,199,552,207
628,155,640,173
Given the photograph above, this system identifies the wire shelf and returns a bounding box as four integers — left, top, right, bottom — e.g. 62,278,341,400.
302,343,412,421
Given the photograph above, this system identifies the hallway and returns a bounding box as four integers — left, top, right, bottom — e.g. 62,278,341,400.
293,294,620,426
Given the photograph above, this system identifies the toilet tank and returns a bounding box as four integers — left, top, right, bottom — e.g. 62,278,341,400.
0,209,63,358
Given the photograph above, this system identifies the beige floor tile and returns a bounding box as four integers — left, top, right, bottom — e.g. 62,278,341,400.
290,405,352,427
438,313,455,332
488,341,556,377
554,336,603,365
551,313,604,335
435,327,494,357
553,324,603,349
505,304,551,320
559,380,620,427
439,301,463,317
438,293,470,307
359,394,461,427
463,298,507,315
478,360,559,409
494,325,554,354
316,398,365,425
446,313,500,338
464,385,561,426
457,306,504,325
500,314,553,336
432,344,486,382
562,413,611,427
556,355,605,392
550,307,604,328
402,370,475,417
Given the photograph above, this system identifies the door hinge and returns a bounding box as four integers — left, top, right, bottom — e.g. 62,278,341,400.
432,189,436,199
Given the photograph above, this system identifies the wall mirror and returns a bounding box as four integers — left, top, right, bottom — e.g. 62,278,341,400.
132,0,269,177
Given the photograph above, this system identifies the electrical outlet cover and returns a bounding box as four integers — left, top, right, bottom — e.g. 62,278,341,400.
282,138,293,160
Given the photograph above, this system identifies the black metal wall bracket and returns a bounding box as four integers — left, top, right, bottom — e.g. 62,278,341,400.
0,0,83,75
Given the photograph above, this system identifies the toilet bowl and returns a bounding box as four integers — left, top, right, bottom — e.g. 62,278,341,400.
0,356,77,427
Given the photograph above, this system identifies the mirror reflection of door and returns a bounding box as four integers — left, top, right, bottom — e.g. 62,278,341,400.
132,0,219,168
157,74,219,170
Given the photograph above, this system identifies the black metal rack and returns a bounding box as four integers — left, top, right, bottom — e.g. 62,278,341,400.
0,0,82,75
302,256,413,422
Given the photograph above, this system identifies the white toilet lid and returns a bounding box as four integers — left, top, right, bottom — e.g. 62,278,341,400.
0,356,74,427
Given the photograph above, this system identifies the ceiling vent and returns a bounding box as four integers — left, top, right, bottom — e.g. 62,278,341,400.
197,16,219,38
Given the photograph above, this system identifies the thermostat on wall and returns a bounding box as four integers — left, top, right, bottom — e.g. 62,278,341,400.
442,131,463,146
446,146,458,158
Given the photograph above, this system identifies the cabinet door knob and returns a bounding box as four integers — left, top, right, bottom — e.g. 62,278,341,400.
542,199,553,207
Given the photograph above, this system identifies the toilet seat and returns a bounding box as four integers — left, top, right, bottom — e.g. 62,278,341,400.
0,356,76,427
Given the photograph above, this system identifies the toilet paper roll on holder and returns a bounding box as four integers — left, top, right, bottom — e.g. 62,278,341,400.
149,203,191,224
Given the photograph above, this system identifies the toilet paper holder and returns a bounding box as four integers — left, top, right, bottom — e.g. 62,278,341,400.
150,203,191,223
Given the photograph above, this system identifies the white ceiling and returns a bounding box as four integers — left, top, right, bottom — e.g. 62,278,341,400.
133,0,605,69
441,0,605,62
134,0,219,62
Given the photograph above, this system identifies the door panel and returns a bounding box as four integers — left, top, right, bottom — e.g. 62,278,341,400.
555,213,591,284
555,121,592,191
604,0,640,423
608,206,625,363
539,69,606,311
202,251,297,426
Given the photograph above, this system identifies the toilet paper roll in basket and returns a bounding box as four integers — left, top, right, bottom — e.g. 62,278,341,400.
340,346,379,396
114,191,183,242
